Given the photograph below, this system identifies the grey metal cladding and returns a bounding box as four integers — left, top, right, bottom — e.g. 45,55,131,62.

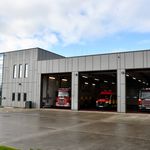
108,54,117,69
93,55,101,71
146,51,150,67
133,52,144,68
85,56,93,71
78,57,86,71
101,54,109,70
72,58,78,71
2,48,150,110
37,48,65,61
52,59,59,72
125,52,134,68
66,58,72,72
59,59,66,72
37,50,150,74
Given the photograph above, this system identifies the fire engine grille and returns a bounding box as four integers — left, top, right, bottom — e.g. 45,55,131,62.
142,100,150,108
59,100,64,105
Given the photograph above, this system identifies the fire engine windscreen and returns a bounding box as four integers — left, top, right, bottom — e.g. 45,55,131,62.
140,91,150,99
100,95,111,99
58,91,69,97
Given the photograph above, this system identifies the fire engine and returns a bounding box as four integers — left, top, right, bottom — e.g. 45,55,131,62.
56,88,71,107
96,90,117,109
138,88,150,110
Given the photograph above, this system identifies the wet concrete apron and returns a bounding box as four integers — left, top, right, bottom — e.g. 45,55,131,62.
0,109,150,150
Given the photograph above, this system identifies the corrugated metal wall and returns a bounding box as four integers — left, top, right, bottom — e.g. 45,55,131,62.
37,51,150,73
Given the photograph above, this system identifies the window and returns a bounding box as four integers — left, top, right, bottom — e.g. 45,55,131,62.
23,93,27,101
13,65,17,78
12,93,15,101
24,64,28,78
18,93,21,101
18,64,22,78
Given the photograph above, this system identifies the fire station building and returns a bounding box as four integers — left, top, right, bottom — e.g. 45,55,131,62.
1,48,150,113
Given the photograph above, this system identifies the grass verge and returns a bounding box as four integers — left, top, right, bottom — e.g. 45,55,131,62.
0,145,18,150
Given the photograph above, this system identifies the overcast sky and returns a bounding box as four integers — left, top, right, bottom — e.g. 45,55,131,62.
0,0,150,56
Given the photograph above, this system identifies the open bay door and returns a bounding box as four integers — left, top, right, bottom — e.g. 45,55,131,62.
41,73,71,109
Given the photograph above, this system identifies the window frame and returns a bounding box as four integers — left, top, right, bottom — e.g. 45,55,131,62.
13,65,17,78
24,64,28,78
23,93,27,101
12,93,15,101
18,93,21,101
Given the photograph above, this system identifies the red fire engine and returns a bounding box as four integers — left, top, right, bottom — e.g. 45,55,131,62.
56,88,71,107
138,88,150,110
96,90,117,109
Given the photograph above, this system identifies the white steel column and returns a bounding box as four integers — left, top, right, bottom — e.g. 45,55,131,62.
71,71,79,110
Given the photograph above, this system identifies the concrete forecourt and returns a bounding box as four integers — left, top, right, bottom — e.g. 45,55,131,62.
0,108,150,150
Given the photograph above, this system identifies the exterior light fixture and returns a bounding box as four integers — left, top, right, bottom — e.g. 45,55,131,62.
49,76,55,80
121,71,125,74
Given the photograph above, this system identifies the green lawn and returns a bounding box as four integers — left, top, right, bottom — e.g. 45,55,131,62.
0,146,42,150
0,146,18,150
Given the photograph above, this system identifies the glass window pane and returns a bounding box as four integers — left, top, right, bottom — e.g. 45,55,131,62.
24,64,28,78
23,93,27,101
12,93,15,101
18,93,21,101
13,65,17,78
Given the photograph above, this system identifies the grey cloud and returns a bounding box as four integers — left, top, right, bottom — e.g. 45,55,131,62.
0,0,150,52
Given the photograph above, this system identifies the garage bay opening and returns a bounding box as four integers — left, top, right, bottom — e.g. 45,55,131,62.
126,69,150,113
41,73,71,109
79,71,117,112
